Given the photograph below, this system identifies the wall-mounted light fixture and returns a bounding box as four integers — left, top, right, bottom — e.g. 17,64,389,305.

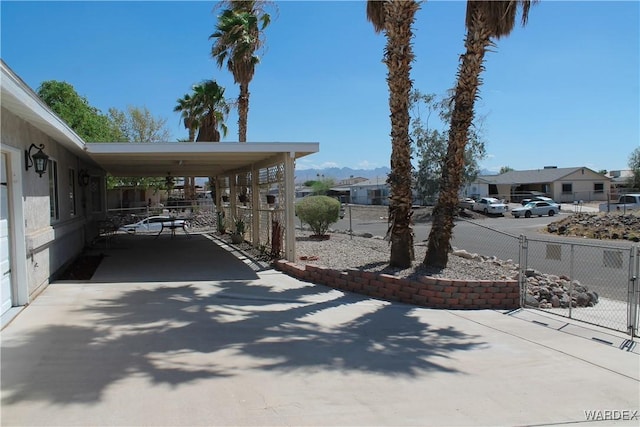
25,144,49,177
78,169,90,187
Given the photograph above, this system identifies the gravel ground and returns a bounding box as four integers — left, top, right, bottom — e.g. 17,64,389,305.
219,202,604,282
294,229,519,282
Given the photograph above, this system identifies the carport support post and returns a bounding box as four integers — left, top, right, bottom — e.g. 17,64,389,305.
229,175,237,224
214,178,221,211
284,152,296,262
251,165,259,245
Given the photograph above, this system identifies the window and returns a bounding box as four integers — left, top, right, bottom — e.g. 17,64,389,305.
69,168,76,216
561,183,572,194
594,183,604,193
49,159,59,220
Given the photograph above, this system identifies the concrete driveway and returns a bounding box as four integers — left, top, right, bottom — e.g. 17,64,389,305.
1,233,638,426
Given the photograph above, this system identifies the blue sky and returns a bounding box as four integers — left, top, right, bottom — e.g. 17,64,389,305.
2,1,638,173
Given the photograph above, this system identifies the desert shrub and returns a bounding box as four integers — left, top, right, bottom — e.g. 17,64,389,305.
295,195,341,236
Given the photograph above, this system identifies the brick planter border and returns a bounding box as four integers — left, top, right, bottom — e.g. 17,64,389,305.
274,260,519,310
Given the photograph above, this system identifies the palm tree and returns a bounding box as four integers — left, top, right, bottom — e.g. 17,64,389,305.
174,81,229,200
367,0,419,268
174,93,198,142
424,0,535,268
191,80,230,142
174,92,199,200
210,1,271,143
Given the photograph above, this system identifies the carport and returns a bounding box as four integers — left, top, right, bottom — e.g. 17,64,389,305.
85,142,318,262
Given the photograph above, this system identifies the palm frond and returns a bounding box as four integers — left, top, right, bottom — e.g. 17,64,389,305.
366,0,386,33
465,0,536,39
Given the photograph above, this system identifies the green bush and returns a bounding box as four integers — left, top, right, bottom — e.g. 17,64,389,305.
295,195,341,236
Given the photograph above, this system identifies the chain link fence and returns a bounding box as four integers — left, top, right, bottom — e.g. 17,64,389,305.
522,236,636,335
338,207,639,338
455,219,639,338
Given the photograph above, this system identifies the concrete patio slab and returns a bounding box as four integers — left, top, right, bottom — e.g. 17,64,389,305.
1,233,638,426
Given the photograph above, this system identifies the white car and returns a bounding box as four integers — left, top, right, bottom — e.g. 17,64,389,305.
511,201,561,218
118,216,188,234
459,198,476,210
472,197,508,216
520,195,555,206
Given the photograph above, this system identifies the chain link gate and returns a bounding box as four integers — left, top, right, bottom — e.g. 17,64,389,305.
519,235,639,339
627,246,640,338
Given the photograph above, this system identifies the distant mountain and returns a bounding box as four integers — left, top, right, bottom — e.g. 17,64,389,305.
195,166,494,186
295,167,391,183
294,166,499,183
480,168,498,176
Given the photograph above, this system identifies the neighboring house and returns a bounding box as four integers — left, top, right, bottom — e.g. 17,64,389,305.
1,60,106,320
295,185,314,201
471,166,610,203
107,186,163,212
337,176,368,186
350,178,390,205
327,176,368,203
460,176,492,200
294,177,369,203
327,184,352,203
606,170,634,199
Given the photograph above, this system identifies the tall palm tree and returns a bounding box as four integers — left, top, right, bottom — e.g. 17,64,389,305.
367,0,419,268
424,0,535,268
210,1,271,143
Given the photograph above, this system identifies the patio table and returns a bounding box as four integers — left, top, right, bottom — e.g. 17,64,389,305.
155,218,189,239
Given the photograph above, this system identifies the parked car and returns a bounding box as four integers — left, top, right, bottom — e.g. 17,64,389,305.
118,216,188,234
512,190,546,204
599,194,640,212
459,198,476,210
511,201,560,218
472,197,508,216
521,195,554,206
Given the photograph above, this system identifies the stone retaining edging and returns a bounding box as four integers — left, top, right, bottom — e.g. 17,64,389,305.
274,260,520,309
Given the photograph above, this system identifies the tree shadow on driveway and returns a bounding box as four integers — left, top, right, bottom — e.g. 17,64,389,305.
1,278,487,407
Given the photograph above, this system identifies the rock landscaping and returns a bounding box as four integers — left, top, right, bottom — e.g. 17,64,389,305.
523,268,599,309
452,249,599,309
546,212,640,241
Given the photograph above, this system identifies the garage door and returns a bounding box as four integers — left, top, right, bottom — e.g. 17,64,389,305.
1,153,13,314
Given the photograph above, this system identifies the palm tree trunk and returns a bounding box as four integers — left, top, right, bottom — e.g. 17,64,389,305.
423,6,492,268
386,0,418,268
238,83,249,143
187,127,195,202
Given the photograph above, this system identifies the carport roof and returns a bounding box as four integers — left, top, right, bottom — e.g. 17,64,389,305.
85,142,319,177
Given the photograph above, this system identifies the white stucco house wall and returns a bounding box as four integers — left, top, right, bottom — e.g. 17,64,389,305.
459,176,491,199
1,60,106,323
